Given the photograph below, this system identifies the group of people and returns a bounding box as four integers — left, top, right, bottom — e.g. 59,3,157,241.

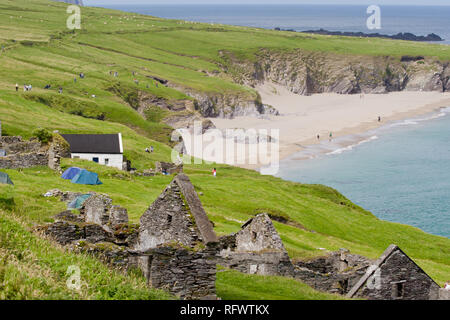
15,71,87,94
316,116,382,142
17,84,32,92
316,132,333,141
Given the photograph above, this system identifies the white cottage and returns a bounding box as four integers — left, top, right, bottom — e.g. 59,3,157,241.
61,133,124,170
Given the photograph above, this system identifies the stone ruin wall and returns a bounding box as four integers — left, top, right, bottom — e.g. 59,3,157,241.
293,250,371,295
40,182,219,300
355,249,441,300
0,135,69,170
37,183,447,301
134,180,202,252
132,175,218,300
218,214,295,277
133,244,218,300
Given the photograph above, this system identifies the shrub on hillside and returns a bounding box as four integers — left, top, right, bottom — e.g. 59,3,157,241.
32,128,53,144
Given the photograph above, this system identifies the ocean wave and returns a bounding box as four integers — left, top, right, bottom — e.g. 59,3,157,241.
389,109,449,128
326,136,378,155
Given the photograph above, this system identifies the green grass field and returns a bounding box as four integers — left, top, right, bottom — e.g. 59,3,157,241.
0,0,449,300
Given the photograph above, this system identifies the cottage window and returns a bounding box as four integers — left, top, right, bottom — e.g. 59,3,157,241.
93,157,99,163
105,158,109,165
339,279,349,294
392,281,405,299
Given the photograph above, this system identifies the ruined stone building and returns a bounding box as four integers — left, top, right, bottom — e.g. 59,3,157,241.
293,249,372,295
38,179,447,301
132,174,219,300
346,245,442,300
218,213,294,277
0,134,70,170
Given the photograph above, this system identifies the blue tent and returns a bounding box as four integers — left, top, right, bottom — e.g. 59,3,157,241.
68,194,93,209
61,167,82,180
71,170,102,185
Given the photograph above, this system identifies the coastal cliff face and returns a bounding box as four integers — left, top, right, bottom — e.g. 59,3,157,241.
219,49,450,96
166,84,279,119
158,49,449,121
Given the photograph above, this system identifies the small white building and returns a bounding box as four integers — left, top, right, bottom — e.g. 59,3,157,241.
61,133,124,170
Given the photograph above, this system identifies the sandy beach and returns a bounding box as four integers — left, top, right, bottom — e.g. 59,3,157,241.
205,83,450,169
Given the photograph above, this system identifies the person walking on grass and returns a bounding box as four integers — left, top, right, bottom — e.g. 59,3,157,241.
15,83,18,92
212,168,217,177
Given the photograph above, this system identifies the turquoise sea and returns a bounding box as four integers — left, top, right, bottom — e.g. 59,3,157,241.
277,108,450,238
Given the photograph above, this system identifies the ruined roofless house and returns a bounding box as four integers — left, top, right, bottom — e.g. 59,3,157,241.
132,174,219,300
347,244,441,300
218,213,295,277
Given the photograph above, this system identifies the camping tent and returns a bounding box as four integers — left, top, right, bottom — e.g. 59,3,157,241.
0,172,13,185
68,194,93,209
61,167,82,180
71,170,102,185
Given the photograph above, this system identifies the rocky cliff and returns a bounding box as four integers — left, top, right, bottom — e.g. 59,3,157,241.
219,49,450,96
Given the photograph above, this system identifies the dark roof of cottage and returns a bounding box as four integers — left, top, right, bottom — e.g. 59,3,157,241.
174,174,218,244
346,244,439,298
61,134,122,154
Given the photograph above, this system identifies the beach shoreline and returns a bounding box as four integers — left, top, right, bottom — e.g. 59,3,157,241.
207,83,450,170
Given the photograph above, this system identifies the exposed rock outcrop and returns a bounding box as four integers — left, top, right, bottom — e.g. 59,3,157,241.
220,49,450,96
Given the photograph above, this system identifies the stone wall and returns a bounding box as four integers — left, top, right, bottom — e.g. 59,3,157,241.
218,213,295,277
0,152,49,169
0,135,67,170
41,176,219,300
0,136,41,154
133,244,218,300
349,245,441,300
155,161,183,175
135,180,203,251
439,289,450,300
293,249,371,295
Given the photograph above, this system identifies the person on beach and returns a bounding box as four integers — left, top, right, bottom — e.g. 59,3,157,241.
317,134,320,140
329,132,333,141
212,168,217,177
378,116,381,122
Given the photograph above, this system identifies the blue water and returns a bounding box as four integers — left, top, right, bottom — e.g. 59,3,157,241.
92,4,450,44
277,109,450,238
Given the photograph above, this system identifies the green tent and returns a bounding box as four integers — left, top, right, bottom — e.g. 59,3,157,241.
68,194,92,210
0,172,13,185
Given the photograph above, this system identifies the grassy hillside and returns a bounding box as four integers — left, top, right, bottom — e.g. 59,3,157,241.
0,0,449,300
